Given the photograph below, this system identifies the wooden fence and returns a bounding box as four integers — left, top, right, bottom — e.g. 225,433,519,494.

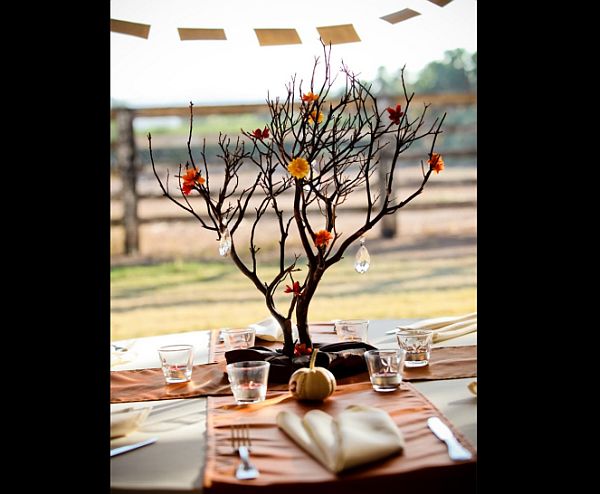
111,93,477,255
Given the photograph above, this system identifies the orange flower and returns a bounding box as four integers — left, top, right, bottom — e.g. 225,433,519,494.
288,157,310,179
302,92,319,102
308,110,324,125
181,168,205,195
428,153,445,174
314,229,333,248
386,104,403,125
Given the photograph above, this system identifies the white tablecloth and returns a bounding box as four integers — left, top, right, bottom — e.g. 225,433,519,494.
110,320,476,493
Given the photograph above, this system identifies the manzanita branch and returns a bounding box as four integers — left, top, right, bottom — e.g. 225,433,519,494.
151,43,445,357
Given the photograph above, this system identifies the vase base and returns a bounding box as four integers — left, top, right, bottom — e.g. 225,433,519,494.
224,341,377,383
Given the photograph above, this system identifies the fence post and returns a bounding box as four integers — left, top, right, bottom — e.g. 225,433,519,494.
115,108,139,255
378,94,398,238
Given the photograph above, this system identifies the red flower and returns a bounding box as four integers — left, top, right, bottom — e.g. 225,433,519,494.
284,281,302,296
294,343,313,356
181,168,205,196
251,126,270,140
386,104,404,125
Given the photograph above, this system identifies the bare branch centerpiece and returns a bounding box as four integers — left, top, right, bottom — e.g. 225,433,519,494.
149,45,445,382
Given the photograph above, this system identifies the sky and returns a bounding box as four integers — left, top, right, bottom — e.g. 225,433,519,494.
110,0,477,107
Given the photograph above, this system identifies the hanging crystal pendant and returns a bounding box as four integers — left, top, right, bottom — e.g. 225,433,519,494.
218,227,231,257
354,237,370,273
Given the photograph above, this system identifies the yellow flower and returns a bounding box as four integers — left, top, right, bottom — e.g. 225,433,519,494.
308,110,324,125
288,157,311,179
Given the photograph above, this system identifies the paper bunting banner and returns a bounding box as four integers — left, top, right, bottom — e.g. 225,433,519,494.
178,28,227,41
316,24,361,45
427,0,454,6
380,9,421,24
110,19,151,39
254,28,302,46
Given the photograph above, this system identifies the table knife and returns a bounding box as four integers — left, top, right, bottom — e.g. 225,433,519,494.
111,437,158,457
427,417,473,461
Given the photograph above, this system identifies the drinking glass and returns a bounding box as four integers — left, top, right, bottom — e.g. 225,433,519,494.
222,328,256,351
364,349,406,392
334,320,369,342
157,344,194,383
226,361,270,404
396,329,433,367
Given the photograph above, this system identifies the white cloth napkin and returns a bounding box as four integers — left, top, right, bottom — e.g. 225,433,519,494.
249,316,300,343
277,405,405,473
110,407,152,439
249,317,284,342
399,312,477,343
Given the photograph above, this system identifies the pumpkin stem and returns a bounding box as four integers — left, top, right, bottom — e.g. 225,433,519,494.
308,347,318,369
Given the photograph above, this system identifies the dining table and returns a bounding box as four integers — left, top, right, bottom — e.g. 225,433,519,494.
110,319,477,493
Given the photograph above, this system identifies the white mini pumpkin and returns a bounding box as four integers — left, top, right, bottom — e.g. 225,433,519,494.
288,348,336,401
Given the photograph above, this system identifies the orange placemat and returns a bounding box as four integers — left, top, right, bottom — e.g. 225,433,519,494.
110,345,476,403
204,382,476,494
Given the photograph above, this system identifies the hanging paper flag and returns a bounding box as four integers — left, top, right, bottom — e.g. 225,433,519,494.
380,9,421,24
177,28,227,41
254,28,302,46
316,24,361,45
110,19,151,39
427,0,454,6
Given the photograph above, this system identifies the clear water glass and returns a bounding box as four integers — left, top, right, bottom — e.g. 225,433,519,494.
222,328,256,351
226,361,270,404
396,329,433,367
334,320,369,342
157,344,194,383
364,349,406,392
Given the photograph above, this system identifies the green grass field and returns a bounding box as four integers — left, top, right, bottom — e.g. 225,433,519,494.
110,244,476,340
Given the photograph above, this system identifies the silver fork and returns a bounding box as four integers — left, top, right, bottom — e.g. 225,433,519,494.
231,424,259,480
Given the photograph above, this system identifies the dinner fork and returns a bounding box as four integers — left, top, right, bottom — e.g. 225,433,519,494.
230,424,259,480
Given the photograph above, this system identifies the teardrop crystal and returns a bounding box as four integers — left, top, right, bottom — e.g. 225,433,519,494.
354,244,370,274
219,228,231,257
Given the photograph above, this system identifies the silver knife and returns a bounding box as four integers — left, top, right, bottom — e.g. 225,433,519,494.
111,437,158,457
427,417,473,461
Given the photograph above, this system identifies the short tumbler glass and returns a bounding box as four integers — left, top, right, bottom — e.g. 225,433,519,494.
158,344,194,384
222,328,256,351
364,349,406,392
396,329,433,367
334,320,369,342
226,361,270,404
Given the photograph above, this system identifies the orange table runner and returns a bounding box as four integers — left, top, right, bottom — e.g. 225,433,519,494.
110,345,476,403
204,382,476,494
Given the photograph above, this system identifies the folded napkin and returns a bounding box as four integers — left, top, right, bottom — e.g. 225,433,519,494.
248,317,284,342
277,405,404,473
110,407,152,439
249,316,300,343
400,312,477,343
